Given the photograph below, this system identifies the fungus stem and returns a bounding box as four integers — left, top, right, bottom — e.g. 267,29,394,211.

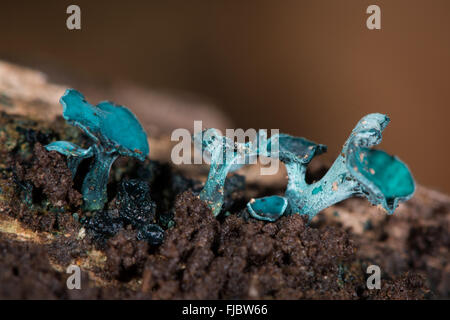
285,161,308,191
67,157,83,178
199,161,234,217
286,154,359,218
81,149,118,211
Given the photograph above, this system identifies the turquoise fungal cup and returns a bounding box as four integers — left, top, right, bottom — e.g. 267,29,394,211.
45,89,149,211
247,195,288,222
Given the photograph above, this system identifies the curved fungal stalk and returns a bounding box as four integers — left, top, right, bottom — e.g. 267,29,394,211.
194,128,257,216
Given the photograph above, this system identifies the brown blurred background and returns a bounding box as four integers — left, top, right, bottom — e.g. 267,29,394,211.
0,0,449,193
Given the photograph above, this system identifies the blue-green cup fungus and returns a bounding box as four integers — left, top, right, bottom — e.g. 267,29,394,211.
45,89,149,211
247,195,288,222
339,114,415,214
247,113,415,221
194,128,257,216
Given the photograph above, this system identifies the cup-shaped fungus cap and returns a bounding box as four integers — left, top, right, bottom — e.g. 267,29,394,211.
262,133,327,165
247,195,288,222
60,89,149,160
344,113,415,213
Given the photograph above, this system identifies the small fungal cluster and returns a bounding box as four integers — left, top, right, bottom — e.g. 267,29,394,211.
197,114,415,221
30,89,413,230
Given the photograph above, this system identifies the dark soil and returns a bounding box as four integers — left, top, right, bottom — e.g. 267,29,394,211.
0,233,67,299
0,111,447,299
141,192,359,299
137,192,428,300
24,143,82,208
105,229,149,281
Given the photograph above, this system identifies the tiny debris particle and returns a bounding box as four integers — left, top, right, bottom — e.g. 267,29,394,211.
376,204,388,212
359,153,365,162
77,227,86,240
332,182,338,191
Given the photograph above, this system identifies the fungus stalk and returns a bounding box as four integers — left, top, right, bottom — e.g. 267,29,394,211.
81,145,119,210
195,128,257,217
200,160,236,215
285,153,360,218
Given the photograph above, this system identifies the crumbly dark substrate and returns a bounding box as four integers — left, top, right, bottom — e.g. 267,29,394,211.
0,192,430,300
137,192,429,299
0,112,447,299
